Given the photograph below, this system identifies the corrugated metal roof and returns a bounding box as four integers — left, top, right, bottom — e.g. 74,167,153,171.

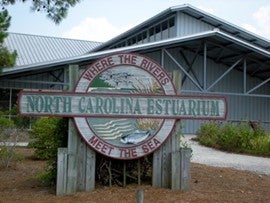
93,4,270,52
3,32,102,67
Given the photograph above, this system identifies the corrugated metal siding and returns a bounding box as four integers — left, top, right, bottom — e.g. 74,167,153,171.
154,48,270,133
0,68,67,90
182,95,270,134
176,12,214,37
3,33,102,67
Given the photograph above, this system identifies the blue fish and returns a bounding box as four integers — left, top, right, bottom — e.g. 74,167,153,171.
120,130,151,144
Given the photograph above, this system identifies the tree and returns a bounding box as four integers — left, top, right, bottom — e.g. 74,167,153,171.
0,9,16,71
1,0,81,24
0,0,80,70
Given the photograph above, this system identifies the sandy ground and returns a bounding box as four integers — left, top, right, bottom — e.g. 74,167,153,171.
0,148,269,203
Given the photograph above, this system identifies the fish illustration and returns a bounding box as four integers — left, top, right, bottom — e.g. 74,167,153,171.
120,129,151,144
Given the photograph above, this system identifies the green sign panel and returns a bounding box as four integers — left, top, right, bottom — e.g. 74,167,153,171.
20,92,226,119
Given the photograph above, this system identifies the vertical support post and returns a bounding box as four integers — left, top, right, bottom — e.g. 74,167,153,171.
203,42,207,92
137,159,141,185
123,161,127,187
85,146,96,191
152,149,162,187
66,65,79,194
136,189,144,203
171,70,183,190
152,49,171,187
108,160,112,187
56,64,96,195
9,88,12,120
243,58,247,94
77,139,87,191
56,148,68,195
180,148,191,191
171,151,181,190
152,70,181,188
171,69,181,152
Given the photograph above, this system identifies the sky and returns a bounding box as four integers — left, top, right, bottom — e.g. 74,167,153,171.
5,0,270,42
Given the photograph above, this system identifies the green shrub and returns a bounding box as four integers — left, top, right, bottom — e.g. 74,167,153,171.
250,134,270,156
216,122,254,152
196,121,220,148
29,117,68,186
29,117,67,160
197,121,270,156
0,115,14,129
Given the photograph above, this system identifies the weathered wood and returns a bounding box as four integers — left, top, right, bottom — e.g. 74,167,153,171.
152,70,182,188
56,65,81,196
172,70,182,152
161,136,172,188
77,138,87,191
123,161,127,187
136,189,144,203
108,160,112,187
68,65,79,91
180,148,191,191
66,119,78,194
64,64,97,193
66,65,79,194
152,149,162,187
171,151,181,190
56,148,68,195
137,159,141,185
170,70,182,190
85,146,96,191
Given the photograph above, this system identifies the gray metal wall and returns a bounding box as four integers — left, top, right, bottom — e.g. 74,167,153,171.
145,49,270,134
176,12,214,37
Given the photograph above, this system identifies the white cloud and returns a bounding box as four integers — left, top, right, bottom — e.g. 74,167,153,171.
197,6,215,15
241,5,270,39
241,23,257,34
62,17,132,42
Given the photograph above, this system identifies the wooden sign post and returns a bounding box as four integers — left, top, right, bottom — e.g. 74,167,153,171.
18,53,227,195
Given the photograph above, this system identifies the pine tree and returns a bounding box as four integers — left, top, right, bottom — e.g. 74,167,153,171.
0,9,16,71
0,0,81,71
1,0,81,24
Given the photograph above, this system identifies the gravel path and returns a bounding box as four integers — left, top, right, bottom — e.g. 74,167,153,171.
4,137,270,175
184,135,270,175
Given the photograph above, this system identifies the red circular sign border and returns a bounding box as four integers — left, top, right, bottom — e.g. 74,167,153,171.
73,53,177,160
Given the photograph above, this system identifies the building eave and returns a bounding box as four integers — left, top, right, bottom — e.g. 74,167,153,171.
1,30,269,77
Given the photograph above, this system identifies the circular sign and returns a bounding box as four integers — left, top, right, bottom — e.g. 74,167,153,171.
74,53,176,159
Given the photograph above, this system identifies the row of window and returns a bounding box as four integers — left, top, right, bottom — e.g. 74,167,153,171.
110,16,176,49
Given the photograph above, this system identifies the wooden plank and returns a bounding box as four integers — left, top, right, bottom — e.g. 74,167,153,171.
77,138,86,191
136,189,144,203
180,148,191,191
152,149,162,187
85,146,96,191
171,151,181,190
123,162,127,187
161,136,171,188
56,148,68,196
66,119,78,194
137,159,141,185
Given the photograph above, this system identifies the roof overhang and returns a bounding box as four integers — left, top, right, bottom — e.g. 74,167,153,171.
1,30,270,78
93,4,270,52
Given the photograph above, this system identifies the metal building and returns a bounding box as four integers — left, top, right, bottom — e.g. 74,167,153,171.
1,4,270,133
